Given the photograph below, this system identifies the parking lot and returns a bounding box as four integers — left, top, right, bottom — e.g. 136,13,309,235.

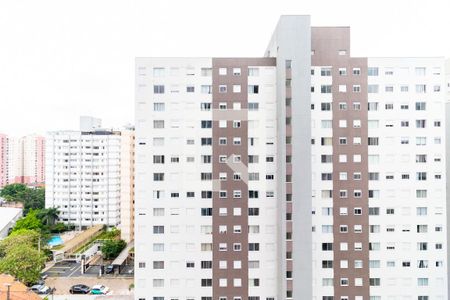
44,261,134,278
44,261,82,277
45,276,134,296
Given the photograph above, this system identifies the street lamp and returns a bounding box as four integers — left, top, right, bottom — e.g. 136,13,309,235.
4,283,11,300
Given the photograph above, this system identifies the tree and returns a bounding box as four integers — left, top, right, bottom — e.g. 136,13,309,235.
37,207,60,226
101,239,126,260
11,209,43,232
18,187,45,212
0,229,41,255
0,184,45,213
0,244,46,285
0,183,27,201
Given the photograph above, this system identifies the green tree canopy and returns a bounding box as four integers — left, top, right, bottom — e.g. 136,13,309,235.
0,183,27,200
0,229,40,255
101,239,126,260
37,207,60,226
0,244,46,285
11,209,43,232
0,184,45,213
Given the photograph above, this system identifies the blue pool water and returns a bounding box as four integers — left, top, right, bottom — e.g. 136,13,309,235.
48,235,63,247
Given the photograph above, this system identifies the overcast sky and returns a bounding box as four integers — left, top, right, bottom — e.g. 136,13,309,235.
1,0,449,136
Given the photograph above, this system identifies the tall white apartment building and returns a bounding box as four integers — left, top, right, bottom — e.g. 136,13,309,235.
45,118,134,230
135,16,448,300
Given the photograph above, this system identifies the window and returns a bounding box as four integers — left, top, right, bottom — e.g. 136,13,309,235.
200,102,211,111
248,85,259,94
339,85,347,92
320,68,332,76
321,85,332,93
248,67,259,76
353,67,361,75
368,67,379,76
153,173,164,181
233,68,241,76
219,68,227,75
322,260,333,268
369,278,381,286
417,278,428,286
153,155,165,164
353,85,361,92
248,102,259,111
416,172,427,181
153,120,165,129
153,85,165,94
322,243,333,251
201,85,212,94
249,243,259,251
416,120,426,128
415,67,426,76
321,102,332,111
368,102,379,111
186,85,195,93
385,85,394,92
416,84,426,93
153,226,164,234
368,85,379,93
339,102,347,110
368,137,379,146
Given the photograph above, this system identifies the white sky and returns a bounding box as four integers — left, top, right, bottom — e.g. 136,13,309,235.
1,0,449,136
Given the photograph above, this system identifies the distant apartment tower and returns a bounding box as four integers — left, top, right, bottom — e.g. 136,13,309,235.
0,134,45,188
0,134,8,187
134,16,448,300
45,117,134,233
120,126,135,242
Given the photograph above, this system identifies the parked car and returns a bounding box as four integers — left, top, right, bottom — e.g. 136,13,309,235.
91,285,109,295
30,284,50,294
69,284,90,294
105,265,114,274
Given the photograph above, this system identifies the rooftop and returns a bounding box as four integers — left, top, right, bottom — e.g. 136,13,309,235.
0,274,41,300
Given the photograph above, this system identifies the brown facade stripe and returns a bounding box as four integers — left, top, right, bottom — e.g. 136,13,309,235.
212,58,275,300
312,27,370,300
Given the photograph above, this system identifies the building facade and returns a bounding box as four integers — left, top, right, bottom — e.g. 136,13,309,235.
45,119,134,230
134,16,448,300
0,134,8,187
0,134,45,188
120,127,135,242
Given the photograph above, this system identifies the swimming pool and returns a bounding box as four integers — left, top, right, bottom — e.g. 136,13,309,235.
48,235,63,247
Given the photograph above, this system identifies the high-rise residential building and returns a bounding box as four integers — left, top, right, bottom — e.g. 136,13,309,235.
134,16,448,300
0,134,9,188
0,133,45,188
120,126,135,243
45,117,134,231
21,134,45,185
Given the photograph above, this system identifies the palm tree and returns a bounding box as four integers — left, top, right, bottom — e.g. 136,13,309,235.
37,207,60,226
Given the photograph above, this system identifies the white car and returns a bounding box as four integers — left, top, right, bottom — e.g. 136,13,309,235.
30,284,50,294
90,285,110,295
